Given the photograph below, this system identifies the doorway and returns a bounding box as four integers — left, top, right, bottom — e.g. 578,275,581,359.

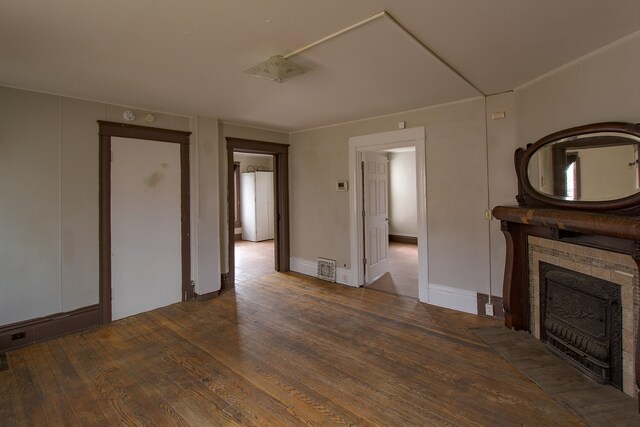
234,152,276,283
365,147,419,298
98,121,192,323
225,138,290,291
348,127,429,302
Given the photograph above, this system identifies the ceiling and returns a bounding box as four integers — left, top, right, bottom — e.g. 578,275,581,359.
1,1,638,131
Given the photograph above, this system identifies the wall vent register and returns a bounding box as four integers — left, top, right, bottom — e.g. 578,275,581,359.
317,258,336,282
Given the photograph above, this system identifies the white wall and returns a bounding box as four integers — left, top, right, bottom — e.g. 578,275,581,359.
0,86,219,325
193,116,221,296
388,151,417,237
289,98,491,294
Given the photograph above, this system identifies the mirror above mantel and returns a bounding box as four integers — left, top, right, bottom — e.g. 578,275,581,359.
517,122,640,213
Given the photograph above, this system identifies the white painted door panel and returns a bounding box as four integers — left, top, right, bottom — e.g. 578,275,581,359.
241,172,274,242
111,137,182,320
364,152,389,283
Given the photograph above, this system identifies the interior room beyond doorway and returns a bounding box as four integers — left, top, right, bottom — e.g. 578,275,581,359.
233,152,276,283
365,147,419,299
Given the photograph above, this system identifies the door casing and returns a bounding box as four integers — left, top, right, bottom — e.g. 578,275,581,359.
98,121,192,324
225,138,290,291
348,127,429,301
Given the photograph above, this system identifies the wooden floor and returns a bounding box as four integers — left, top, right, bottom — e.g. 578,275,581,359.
474,326,640,426
1,272,586,426
366,242,418,298
235,239,275,283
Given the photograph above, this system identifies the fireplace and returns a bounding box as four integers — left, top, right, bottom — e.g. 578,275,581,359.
493,121,640,408
539,262,622,389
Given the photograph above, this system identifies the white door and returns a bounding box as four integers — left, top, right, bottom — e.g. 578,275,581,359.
111,137,182,320
363,152,389,283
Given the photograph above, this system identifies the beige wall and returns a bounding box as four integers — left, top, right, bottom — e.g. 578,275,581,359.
388,151,417,237
576,145,638,200
234,153,274,173
290,98,491,293
486,91,518,298
515,33,640,145
0,86,220,325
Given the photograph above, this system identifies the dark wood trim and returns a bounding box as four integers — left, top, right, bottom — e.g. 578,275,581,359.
388,234,418,245
225,138,290,291
194,291,221,301
99,134,112,324
97,120,190,144
234,233,242,241
98,121,192,323
493,206,640,241
0,305,101,352
180,144,192,301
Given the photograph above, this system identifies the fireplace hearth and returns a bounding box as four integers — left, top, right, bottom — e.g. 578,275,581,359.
540,262,622,389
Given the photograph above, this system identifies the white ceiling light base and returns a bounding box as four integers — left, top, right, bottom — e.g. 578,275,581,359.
243,55,306,83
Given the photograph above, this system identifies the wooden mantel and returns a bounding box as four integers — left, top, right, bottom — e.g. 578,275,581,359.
493,205,640,406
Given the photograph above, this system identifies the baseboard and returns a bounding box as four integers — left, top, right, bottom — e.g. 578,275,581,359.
428,283,478,315
290,257,354,286
234,233,242,241
0,304,101,353
389,234,418,245
476,293,504,318
195,290,221,301
220,273,233,292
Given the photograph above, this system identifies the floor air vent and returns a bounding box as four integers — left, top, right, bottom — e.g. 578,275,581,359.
317,258,336,282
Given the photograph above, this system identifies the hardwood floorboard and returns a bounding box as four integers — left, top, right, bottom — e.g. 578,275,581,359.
1,272,589,426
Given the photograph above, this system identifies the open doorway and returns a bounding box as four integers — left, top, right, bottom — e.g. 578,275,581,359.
364,147,419,298
233,152,276,283
225,138,290,291
348,127,429,302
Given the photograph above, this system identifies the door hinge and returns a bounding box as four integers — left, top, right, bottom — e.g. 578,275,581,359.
363,258,367,265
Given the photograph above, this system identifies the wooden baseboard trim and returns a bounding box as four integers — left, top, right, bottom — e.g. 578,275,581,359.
0,352,7,371
220,273,234,293
234,233,242,241
195,290,221,301
389,234,418,245
476,293,504,318
0,305,101,353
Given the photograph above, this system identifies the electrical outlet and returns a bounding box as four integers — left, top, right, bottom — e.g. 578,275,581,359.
485,303,494,317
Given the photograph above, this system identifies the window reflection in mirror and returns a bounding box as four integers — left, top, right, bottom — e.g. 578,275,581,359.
527,132,640,202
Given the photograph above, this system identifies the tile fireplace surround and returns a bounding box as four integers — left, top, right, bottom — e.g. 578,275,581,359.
528,236,637,395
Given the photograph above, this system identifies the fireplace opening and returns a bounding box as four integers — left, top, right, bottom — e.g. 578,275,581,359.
539,262,622,390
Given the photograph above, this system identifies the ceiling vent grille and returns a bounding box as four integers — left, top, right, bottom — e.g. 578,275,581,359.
317,258,336,282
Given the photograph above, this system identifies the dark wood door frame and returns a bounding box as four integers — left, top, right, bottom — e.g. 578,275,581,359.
225,138,290,291
98,121,192,324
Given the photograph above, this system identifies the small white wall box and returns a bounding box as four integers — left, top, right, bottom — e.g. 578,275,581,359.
336,180,348,191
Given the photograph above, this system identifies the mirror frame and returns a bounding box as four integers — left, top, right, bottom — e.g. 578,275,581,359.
515,122,640,213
